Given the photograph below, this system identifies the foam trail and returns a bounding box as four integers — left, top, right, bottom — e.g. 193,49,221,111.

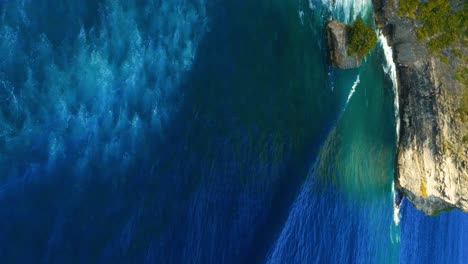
346,75,360,105
379,33,401,226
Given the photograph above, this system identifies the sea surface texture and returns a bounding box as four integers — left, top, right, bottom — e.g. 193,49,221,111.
0,0,467,263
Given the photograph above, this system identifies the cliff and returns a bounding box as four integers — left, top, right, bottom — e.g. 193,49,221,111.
373,0,468,215
326,20,361,69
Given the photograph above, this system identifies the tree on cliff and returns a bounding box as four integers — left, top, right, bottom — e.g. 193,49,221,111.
347,18,377,59
399,0,467,53
398,0,419,18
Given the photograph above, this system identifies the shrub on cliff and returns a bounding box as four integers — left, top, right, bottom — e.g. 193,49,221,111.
347,18,377,59
399,0,419,18
416,0,466,52
399,0,467,53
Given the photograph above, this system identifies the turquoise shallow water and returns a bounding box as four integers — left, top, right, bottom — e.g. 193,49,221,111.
0,0,466,263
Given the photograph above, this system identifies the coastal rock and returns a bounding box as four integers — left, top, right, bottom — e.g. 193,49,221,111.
326,20,361,69
373,0,468,215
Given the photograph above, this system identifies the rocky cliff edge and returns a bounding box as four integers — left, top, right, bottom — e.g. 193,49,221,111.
373,0,468,215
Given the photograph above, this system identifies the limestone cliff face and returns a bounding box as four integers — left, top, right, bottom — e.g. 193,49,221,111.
373,0,468,215
326,20,361,69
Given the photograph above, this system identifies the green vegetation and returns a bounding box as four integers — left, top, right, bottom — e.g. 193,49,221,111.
398,0,468,54
452,48,464,59
347,18,377,59
399,0,419,18
417,1,467,53
430,206,455,216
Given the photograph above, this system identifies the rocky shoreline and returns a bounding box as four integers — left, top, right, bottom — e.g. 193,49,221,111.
372,0,468,215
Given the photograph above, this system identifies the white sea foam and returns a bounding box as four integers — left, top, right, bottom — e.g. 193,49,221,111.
299,10,305,25
308,0,316,11
379,34,402,226
346,75,360,105
326,0,372,22
0,0,208,179
379,34,400,143
391,184,401,226
306,0,371,21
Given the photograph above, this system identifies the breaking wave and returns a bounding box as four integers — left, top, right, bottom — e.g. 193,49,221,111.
324,0,372,22
379,34,400,143
379,33,401,226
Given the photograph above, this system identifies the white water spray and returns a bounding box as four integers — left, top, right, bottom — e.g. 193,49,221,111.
379,34,400,143
328,0,372,22
346,75,360,105
379,34,401,226
391,184,401,226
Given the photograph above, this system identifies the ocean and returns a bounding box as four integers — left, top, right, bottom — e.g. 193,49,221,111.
0,0,466,263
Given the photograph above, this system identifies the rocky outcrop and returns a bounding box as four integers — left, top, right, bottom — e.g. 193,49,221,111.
326,20,361,69
373,0,468,215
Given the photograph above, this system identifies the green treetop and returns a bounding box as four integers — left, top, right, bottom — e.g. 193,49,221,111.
347,18,377,59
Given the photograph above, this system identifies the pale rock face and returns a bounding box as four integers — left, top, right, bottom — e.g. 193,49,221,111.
373,0,468,215
398,142,468,214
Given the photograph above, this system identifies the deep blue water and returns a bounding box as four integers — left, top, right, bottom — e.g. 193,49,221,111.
0,0,466,263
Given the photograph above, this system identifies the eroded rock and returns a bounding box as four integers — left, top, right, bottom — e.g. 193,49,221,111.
326,20,361,69
373,0,468,215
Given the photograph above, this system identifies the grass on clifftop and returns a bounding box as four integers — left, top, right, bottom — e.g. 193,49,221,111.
347,18,377,59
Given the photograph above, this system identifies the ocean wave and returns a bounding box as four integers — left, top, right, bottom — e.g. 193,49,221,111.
0,0,207,184
320,0,372,22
